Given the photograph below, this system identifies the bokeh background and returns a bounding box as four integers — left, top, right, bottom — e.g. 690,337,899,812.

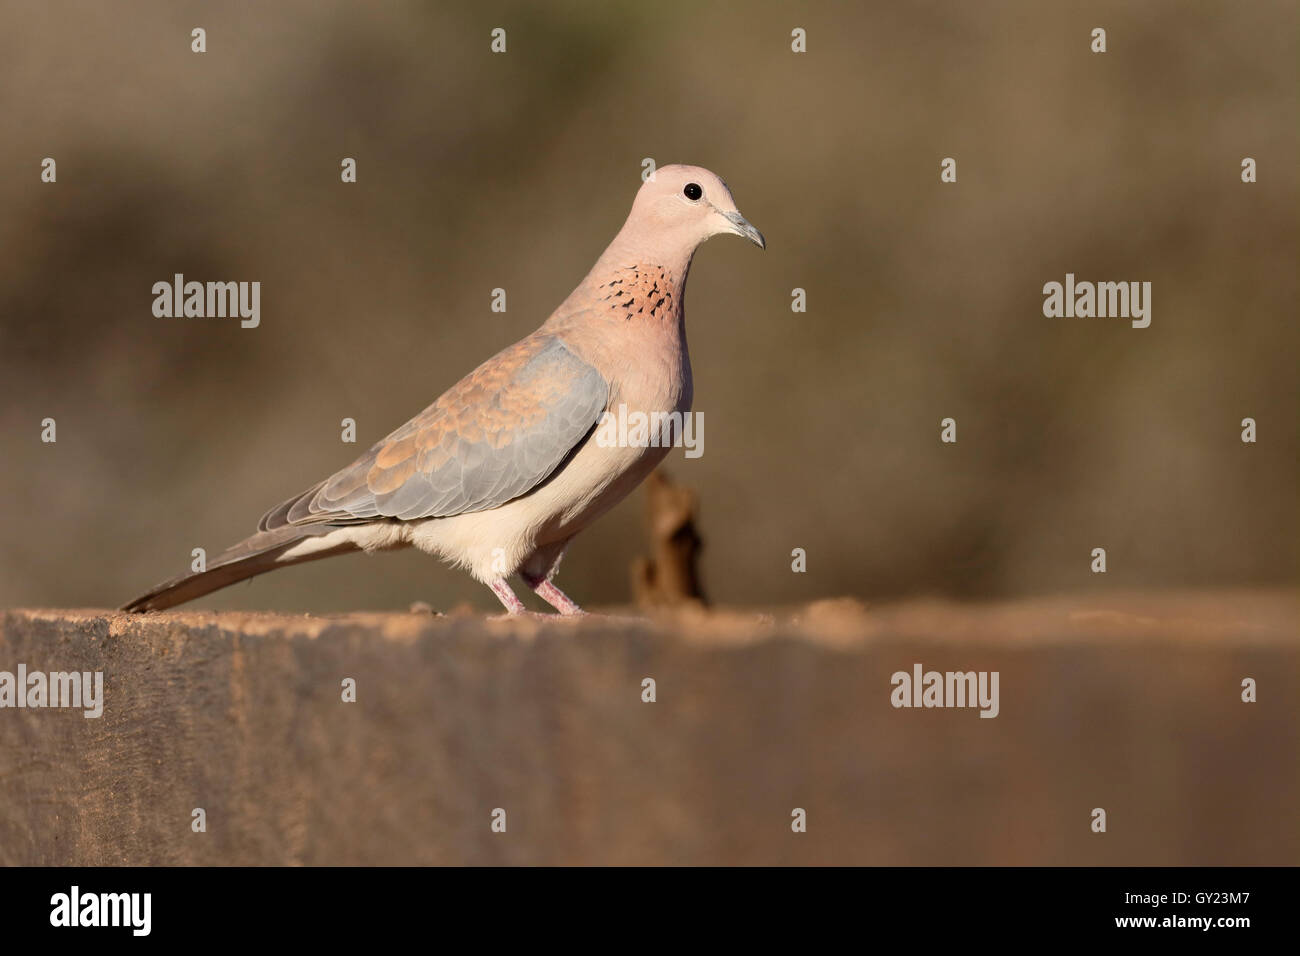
1,0,1295,613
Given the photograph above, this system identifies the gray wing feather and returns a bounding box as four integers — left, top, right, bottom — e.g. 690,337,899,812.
261,336,608,529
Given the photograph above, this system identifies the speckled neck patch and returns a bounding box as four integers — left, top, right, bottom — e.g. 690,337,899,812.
597,264,678,321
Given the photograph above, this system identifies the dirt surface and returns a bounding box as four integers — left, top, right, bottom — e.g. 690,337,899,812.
1,590,1296,865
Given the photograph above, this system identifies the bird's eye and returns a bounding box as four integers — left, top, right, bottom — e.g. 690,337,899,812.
683,183,703,201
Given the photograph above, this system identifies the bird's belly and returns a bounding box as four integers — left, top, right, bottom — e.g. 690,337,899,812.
538,432,671,538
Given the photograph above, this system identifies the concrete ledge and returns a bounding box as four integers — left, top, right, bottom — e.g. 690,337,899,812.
1,591,1296,865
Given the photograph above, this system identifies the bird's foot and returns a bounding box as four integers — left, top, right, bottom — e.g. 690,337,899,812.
521,575,585,616
487,575,586,619
488,577,529,614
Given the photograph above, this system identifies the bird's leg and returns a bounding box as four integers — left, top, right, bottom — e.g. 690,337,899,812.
521,572,585,616
488,577,528,615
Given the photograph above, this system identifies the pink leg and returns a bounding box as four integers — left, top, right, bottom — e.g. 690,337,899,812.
488,577,527,615
523,575,585,616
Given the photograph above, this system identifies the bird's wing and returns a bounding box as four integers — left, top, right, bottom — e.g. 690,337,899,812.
259,335,608,528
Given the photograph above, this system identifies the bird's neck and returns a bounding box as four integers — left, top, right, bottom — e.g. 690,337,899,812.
554,231,697,332
595,221,700,279
543,235,696,410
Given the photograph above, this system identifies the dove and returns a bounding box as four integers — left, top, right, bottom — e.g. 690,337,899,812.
123,165,764,615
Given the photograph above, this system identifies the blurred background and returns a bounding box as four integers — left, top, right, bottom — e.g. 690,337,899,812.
0,0,1295,613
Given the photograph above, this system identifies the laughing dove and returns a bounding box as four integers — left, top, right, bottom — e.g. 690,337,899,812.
124,165,764,615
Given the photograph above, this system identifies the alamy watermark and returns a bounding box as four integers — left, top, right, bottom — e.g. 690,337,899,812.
891,663,999,718
0,664,103,718
1043,273,1151,328
50,886,150,936
594,403,703,458
152,273,260,328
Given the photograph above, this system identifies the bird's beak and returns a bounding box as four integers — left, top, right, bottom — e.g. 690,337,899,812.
722,210,766,250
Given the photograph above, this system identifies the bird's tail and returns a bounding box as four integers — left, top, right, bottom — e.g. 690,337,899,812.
121,525,356,612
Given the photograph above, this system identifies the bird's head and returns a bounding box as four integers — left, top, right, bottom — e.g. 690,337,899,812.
627,164,765,253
